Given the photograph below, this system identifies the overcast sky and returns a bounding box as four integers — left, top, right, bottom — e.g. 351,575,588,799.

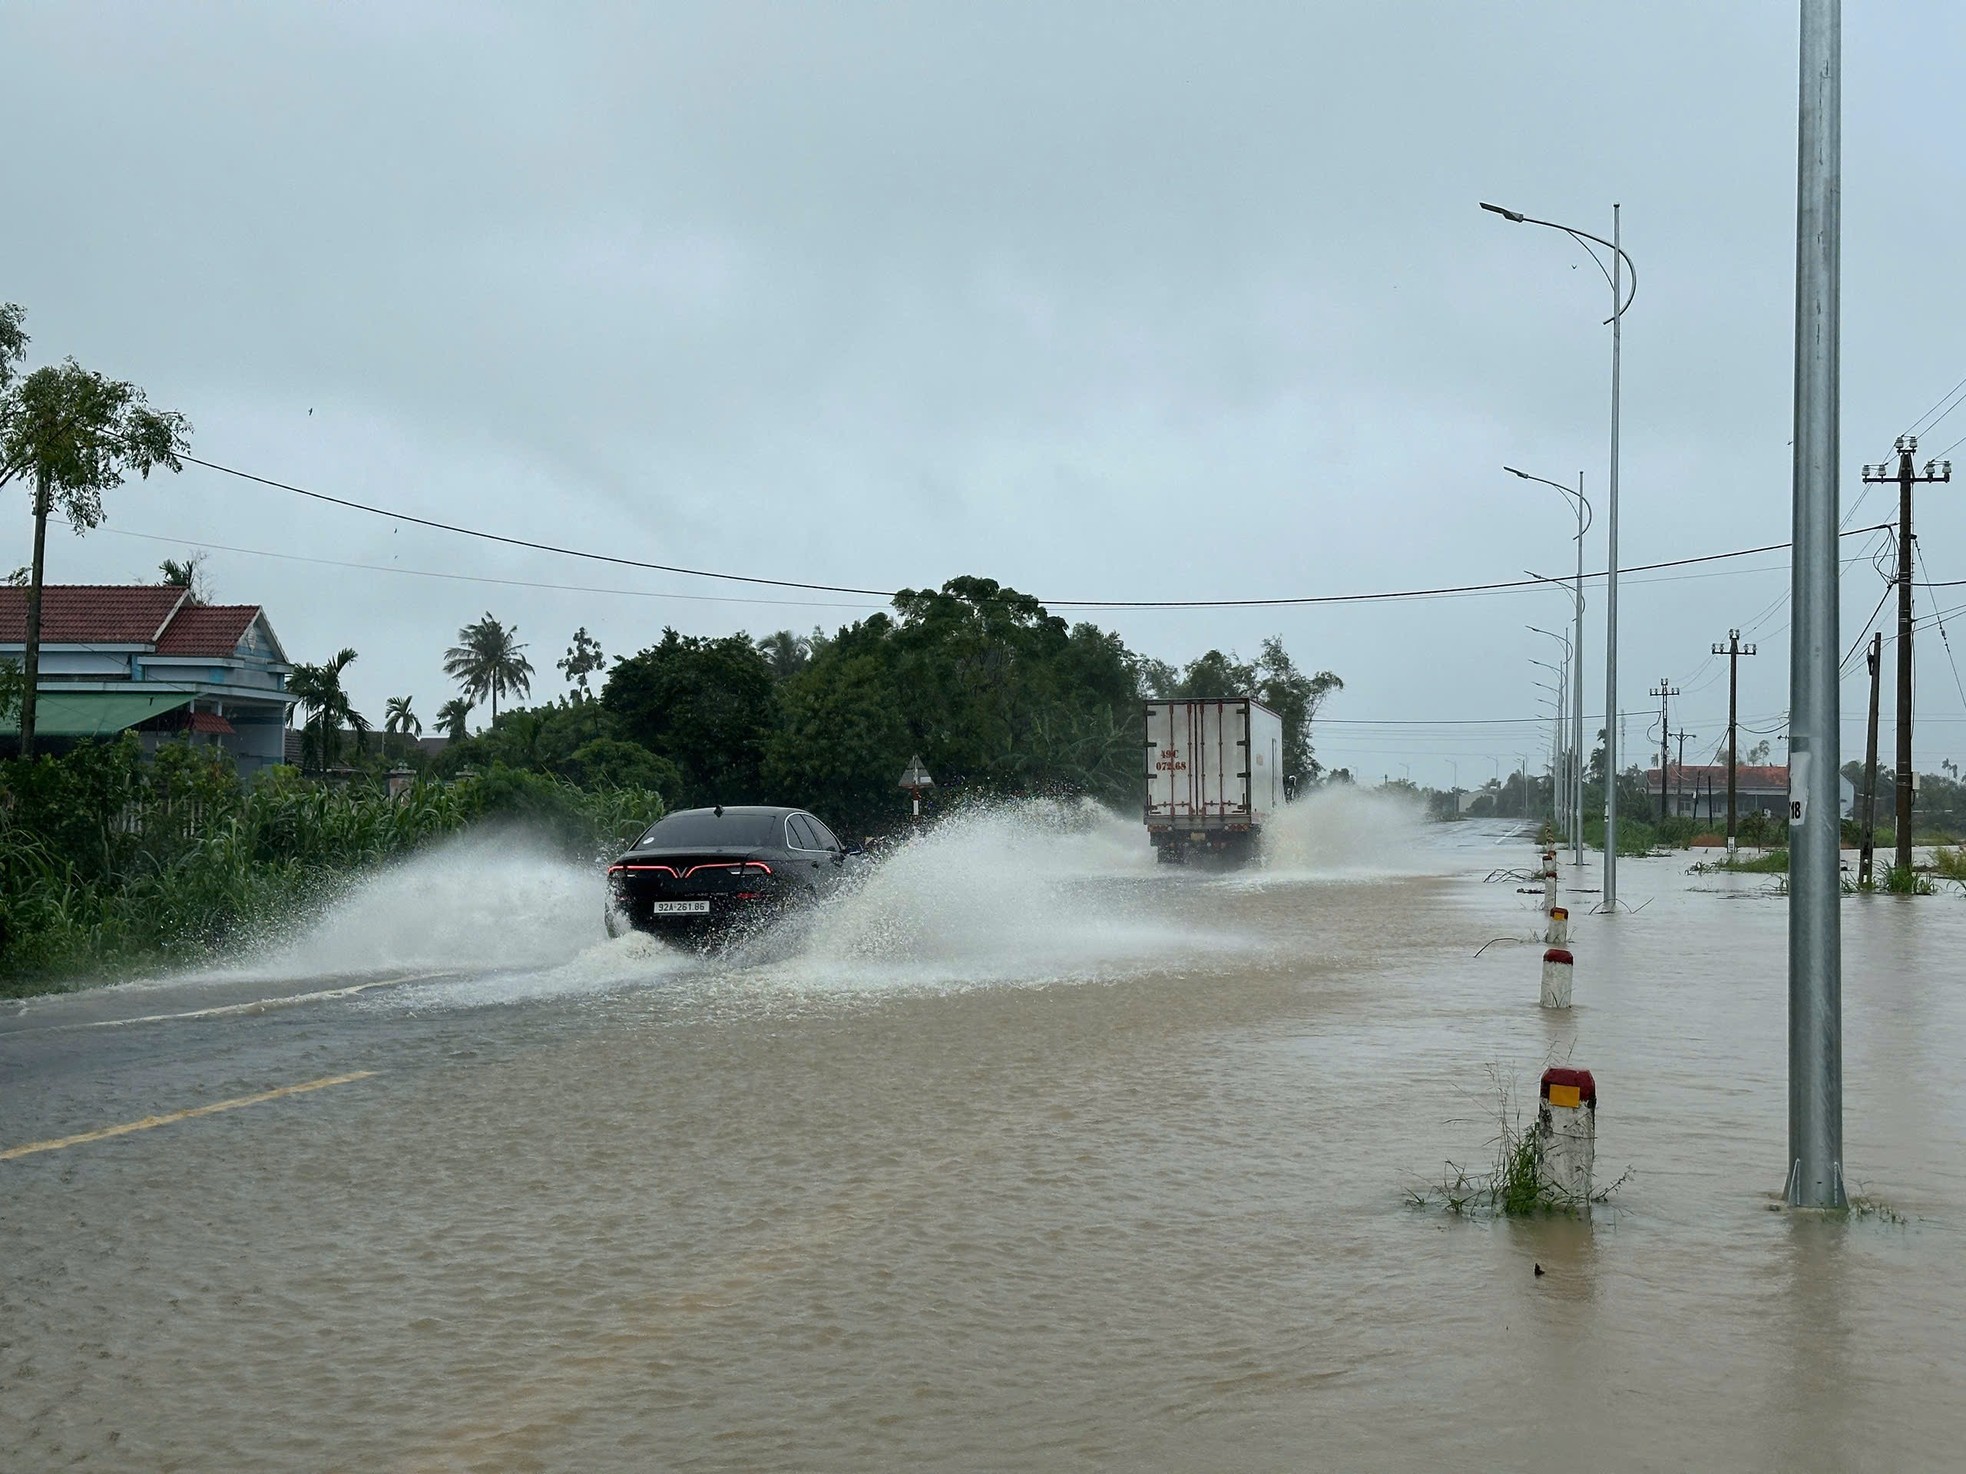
6,1,1965,786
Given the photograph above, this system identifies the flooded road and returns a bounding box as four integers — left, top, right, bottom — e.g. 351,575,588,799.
4,795,1964,1471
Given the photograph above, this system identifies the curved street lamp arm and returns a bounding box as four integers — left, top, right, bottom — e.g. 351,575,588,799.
1526,624,1572,657
1479,202,1638,322
1524,568,1584,615
1503,465,1594,535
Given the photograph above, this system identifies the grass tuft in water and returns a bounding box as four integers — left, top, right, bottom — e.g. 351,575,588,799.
1688,848,1787,875
1405,1069,1631,1219
1846,1186,1910,1225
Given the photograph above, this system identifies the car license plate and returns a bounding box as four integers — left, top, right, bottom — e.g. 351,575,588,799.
651,900,711,915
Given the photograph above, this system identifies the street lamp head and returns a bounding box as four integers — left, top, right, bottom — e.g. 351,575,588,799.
1503,465,1529,478
1479,201,1527,222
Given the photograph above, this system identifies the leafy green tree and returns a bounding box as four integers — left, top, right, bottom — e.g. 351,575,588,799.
1254,637,1343,791
436,697,474,742
0,655,22,728
288,649,369,772
384,695,421,738
602,629,778,807
1172,648,1257,699
762,579,1153,823
765,651,912,830
565,737,683,799
557,626,605,698
1165,638,1341,793
445,613,534,721
0,305,191,756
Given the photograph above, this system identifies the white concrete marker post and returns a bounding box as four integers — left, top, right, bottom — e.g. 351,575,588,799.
1541,847,1558,913
1540,946,1574,1010
1545,905,1569,948
1536,1067,1597,1204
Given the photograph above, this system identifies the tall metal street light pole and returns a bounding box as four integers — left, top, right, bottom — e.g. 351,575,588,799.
1483,203,1637,910
1786,0,1845,1210
1511,461,1592,862
1525,660,1557,825
1525,572,1587,864
1528,626,1574,847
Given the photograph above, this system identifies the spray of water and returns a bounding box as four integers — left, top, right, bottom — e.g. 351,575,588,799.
160,794,1438,1013
242,829,606,981
739,797,1202,995
1253,785,1435,878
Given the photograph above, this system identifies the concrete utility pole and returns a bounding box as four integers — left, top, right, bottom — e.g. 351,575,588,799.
1713,630,1759,852
1673,729,1696,819
1786,0,1844,1210
1649,678,1679,821
1862,438,1952,873
1859,631,1883,888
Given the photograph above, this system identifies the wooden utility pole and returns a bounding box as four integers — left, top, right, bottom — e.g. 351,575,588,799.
1863,438,1952,873
1859,631,1883,888
1711,630,1758,852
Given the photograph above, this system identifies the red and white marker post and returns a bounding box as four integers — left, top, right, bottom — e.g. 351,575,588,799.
1540,945,1573,1009
1536,1067,1597,1203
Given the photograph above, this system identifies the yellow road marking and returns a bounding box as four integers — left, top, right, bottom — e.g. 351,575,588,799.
0,1070,377,1161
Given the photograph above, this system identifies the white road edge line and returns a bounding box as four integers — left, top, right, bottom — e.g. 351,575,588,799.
80,971,458,1028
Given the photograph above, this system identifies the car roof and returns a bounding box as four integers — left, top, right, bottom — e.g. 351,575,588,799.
662,805,804,820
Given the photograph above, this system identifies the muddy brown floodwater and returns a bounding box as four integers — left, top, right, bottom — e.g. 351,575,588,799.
3,794,1964,1471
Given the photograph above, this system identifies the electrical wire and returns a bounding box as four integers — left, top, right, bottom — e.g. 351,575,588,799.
1841,580,1895,676
1905,370,1966,439
179,452,1895,612
1916,541,1966,710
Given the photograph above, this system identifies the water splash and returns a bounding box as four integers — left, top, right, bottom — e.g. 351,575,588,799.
245,830,606,981
749,798,1202,994
1253,786,1436,878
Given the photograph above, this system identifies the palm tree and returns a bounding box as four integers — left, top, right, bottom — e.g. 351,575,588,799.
444,613,533,722
756,629,811,682
384,694,421,738
436,697,474,742
158,554,210,603
288,648,369,772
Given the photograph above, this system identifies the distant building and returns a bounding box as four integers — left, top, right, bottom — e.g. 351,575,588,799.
0,585,296,779
1643,763,1854,822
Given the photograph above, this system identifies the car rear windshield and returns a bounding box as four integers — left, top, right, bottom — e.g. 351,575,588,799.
635,810,781,849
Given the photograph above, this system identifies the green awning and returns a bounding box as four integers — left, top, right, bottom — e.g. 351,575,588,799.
0,691,195,737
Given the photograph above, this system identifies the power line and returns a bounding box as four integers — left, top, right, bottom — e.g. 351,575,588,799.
1905,370,1966,438
179,452,1895,612
72,521,885,613
1916,540,1966,710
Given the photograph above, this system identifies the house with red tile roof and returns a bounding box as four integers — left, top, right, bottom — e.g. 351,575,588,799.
1,585,296,777
1644,763,1854,822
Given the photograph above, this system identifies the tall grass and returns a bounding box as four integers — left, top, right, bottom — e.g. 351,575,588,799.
0,738,663,993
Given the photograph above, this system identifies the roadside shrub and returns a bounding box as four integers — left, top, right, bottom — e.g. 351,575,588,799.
0,742,664,994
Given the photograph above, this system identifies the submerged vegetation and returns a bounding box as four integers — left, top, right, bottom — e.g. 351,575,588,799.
0,737,661,993
1689,848,1789,876
1406,1072,1630,1219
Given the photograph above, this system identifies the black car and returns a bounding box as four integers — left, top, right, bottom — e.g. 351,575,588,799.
604,804,867,943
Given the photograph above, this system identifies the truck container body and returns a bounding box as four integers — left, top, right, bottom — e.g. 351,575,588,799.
1143,697,1285,863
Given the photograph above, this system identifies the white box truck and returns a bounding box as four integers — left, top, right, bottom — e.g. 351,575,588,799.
1143,697,1285,864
